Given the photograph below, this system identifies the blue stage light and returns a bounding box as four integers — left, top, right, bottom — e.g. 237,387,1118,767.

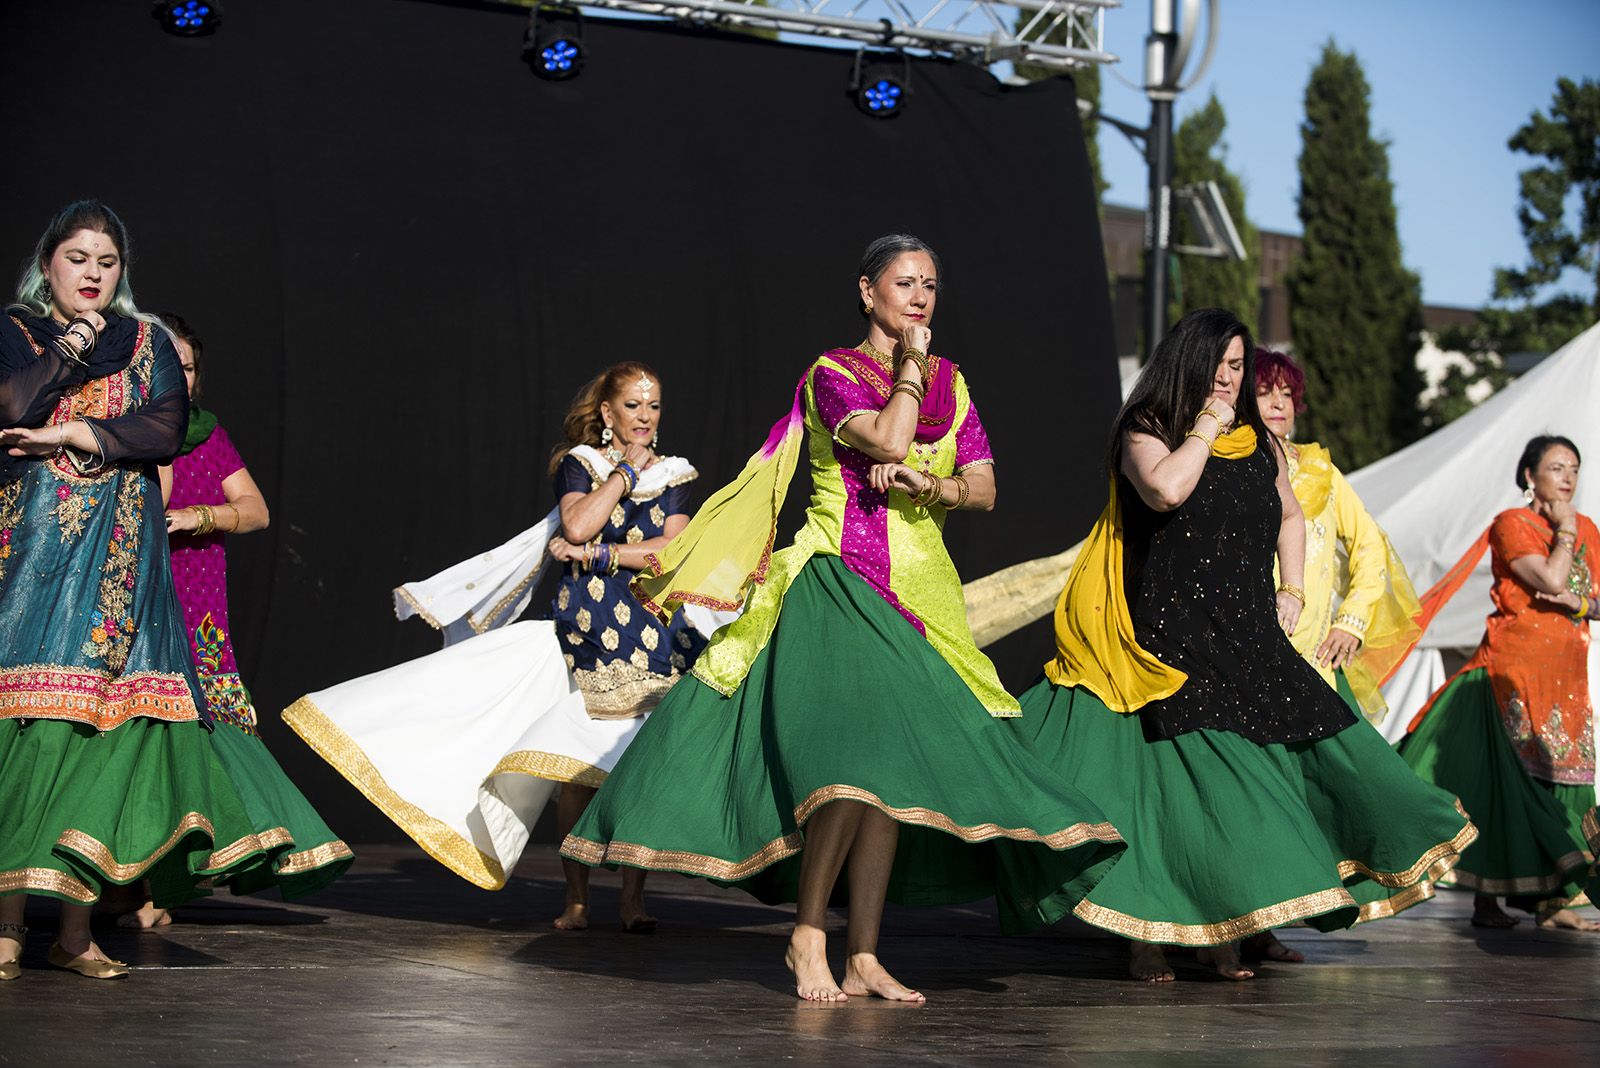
851,52,911,120
154,0,222,37
524,7,585,81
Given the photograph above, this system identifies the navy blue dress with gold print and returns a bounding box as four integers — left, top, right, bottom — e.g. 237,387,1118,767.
548,453,705,719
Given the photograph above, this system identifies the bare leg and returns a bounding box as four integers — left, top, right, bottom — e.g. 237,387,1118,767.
554,784,597,930
57,903,117,962
786,800,864,1002
1196,941,1254,981
839,808,923,1003
1129,940,1175,982
1471,893,1519,929
619,867,656,933
116,879,171,929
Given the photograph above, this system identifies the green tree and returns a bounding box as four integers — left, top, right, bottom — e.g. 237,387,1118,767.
1443,77,1600,360
1286,42,1426,469
1166,93,1260,332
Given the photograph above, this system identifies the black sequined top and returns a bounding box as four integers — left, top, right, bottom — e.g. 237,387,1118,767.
1120,442,1356,745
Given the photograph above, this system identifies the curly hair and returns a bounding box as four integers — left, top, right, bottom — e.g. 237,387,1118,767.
548,361,662,475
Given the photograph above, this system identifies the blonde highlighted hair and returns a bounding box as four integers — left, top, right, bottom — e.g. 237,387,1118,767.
548,361,663,475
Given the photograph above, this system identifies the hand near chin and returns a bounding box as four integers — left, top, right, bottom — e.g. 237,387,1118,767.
900,324,931,354
620,442,655,469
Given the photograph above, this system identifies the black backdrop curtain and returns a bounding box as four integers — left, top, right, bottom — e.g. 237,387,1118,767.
0,0,1121,843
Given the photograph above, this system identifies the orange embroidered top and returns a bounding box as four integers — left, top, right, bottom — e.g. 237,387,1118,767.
1462,508,1597,785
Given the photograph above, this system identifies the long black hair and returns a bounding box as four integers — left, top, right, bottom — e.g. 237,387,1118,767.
1107,307,1266,475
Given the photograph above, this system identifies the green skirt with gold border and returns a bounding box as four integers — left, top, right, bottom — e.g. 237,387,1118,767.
561,555,1126,933
1396,667,1593,903
1,717,276,907
999,678,1477,945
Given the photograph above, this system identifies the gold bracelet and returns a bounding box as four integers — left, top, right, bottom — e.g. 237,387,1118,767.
951,474,971,509
1277,582,1306,605
913,475,943,509
1184,429,1215,447
889,380,925,405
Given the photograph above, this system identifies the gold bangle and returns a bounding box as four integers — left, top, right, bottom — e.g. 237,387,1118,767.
951,474,971,509
889,380,924,405
913,475,942,509
1277,583,1306,605
1184,429,1215,448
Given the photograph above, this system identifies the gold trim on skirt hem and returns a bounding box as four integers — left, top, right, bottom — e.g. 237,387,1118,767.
282,696,508,890
1583,808,1599,852
1354,880,1437,924
489,750,608,789
1439,848,1592,896
1334,805,1478,888
0,867,97,903
1073,886,1360,946
276,839,355,876
561,781,1124,882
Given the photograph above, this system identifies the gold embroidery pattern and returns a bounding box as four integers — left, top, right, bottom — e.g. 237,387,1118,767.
1353,879,1436,924
1439,850,1592,895
600,627,620,651
391,585,443,629
55,811,285,884
79,470,145,671
629,648,650,670
281,697,508,889
1583,807,1599,852
0,664,199,730
571,658,683,719
562,782,1123,879
47,323,153,488
1333,804,1477,888
0,866,97,903
1331,612,1369,635
565,631,582,646
587,576,605,601
650,504,666,527
275,839,355,876
0,479,22,583
626,526,645,544
640,626,659,651
610,504,627,528
1073,887,1359,946
613,601,632,626
557,586,571,611
575,607,592,632
489,749,608,789
51,487,101,543
568,453,698,502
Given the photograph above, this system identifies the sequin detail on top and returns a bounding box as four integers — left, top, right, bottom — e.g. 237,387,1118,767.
1120,445,1358,745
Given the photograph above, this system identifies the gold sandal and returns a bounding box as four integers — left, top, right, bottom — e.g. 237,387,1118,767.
0,922,24,981
47,942,130,980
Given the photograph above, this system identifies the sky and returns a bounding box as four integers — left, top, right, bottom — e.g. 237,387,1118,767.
1090,0,1600,308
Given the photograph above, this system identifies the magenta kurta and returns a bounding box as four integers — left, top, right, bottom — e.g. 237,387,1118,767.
168,426,254,732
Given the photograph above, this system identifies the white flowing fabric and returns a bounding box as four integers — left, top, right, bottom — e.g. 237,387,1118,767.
1346,321,1600,795
284,622,641,888
284,446,735,888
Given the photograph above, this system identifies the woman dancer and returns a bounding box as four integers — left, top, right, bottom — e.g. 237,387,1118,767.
0,202,266,979
1398,435,1598,931
1256,348,1422,724
562,234,1125,1003
1008,308,1474,983
120,314,352,929
285,364,703,930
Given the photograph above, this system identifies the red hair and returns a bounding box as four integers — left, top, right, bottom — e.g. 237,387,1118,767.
548,362,663,474
1254,347,1306,413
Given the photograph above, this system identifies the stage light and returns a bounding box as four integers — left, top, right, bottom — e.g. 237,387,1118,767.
850,51,911,119
524,6,585,81
153,0,221,37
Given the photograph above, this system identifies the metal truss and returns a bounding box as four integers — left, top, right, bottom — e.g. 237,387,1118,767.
535,1,1120,70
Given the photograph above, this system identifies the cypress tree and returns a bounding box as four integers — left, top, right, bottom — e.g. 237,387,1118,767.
1286,42,1425,468
1167,93,1261,332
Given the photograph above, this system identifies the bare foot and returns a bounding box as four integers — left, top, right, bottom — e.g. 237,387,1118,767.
620,904,658,934
1129,942,1175,982
841,952,926,1003
1196,942,1254,981
552,903,589,931
1241,930,1304,963
1536,907,1600,932
786,926,846,1002
1471,896,1520,929
117,903,171,930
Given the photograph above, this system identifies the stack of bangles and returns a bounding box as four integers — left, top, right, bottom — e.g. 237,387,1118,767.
1277,582,1306,606
51,317,99,366
911,473,971,510
899,347,932,390
1573,594,1592,622
1554,528,1577,550
188,503,238,535
582,542,623,576
610,460,640,496
1185,407,1222,448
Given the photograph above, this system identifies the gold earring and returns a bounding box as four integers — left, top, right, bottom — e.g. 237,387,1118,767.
864,301,873,313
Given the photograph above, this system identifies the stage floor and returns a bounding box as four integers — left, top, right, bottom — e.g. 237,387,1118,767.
6,845,1598,1066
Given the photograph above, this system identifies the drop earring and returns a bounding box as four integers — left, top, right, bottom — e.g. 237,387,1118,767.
600,427,613,446
1523,485,1536,505
652,431,659,449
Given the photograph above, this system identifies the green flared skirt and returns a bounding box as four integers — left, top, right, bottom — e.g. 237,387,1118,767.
1001,679,1478,945
1397,667,1592,900
561,555,1126,933
0,717,277,907
205,723,353,900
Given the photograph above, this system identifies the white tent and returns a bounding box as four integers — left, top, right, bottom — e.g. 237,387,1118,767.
1344,322,1600,772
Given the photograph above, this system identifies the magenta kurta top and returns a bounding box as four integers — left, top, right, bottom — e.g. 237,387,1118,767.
167,424,255,731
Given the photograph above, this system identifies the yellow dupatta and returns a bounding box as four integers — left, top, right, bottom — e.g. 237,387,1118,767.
1043,425,1257,711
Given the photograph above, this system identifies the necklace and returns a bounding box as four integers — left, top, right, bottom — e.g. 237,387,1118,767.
859,340,895,372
